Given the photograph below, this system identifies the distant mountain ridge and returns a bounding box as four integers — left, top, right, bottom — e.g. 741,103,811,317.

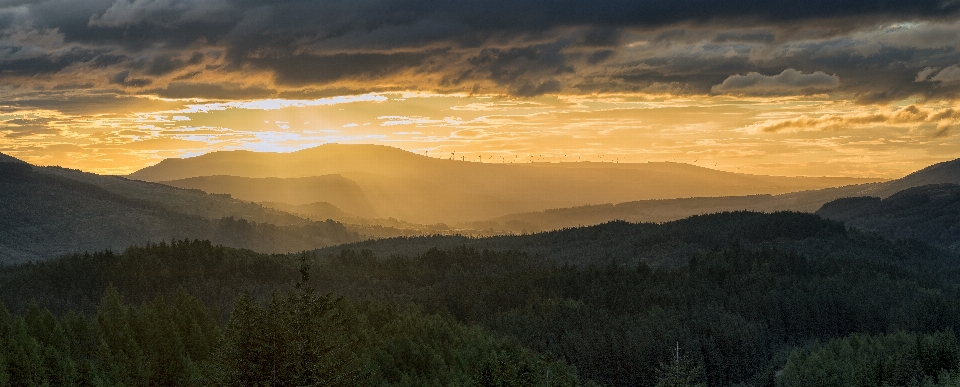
0,155,365,263
129,144,883,224
859,158,960,197
0,153,27,164
472,158,960,232
161,174,379,218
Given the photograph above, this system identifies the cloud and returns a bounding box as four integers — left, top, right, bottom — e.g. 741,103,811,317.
743,105,960,135
0,116,57,138
926,65,960,83
89,0,231,28
513,79,562,97
915,67,939,82
934,123,956,138
111,137,211,150
109,70,152,87
711,69,840,95
0,0,955,100
451,129,487,139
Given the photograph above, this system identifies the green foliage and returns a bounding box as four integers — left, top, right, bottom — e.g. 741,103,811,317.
2,211,960,386
350,301,579,387
307,229,960,385
656,354,707,387
0,253,579,386
817,184,960,252
779,331,960,387
320,211,849,268
217,258,360,386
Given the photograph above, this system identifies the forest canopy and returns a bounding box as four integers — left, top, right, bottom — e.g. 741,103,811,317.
2,211,960,386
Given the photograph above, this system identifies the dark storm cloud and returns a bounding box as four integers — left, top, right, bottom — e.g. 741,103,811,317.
0,0,958,99
144,82,274,99
250,50,443,85
109,70,152,86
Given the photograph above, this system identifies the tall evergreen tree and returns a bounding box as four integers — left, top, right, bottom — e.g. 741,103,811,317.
655,349,706,387
95,285,150,386
218,256,360,386
7,318,46,387
0,300,9,386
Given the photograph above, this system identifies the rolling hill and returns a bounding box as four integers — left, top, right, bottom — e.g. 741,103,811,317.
161,174,379,218
129,144,882,224
472,157,960,232
817,183,960,251
0,154,363,263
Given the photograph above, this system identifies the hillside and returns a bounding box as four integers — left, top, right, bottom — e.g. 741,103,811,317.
318,211,853,268
817,184,960,251
39,166,306,226
0,154,363,263
258,201,354,220
162,174,379,218
475,158,960,232
4,211,960,386
129,144,881,224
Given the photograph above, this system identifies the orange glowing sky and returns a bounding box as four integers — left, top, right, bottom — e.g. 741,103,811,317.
0,1,958,177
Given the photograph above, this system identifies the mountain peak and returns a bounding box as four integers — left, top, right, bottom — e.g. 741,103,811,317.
128,144,429,182
863,157,960,197
903,158,960,181
0,152,28,164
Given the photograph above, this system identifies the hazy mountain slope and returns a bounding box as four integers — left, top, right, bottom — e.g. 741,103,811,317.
259,201,355,220
40,166,305,226
477,158,959,232
161,174,379,218
817,184,960,251
129,144,881,224
0,155,363,263
0,153,27,164
858,158,960,197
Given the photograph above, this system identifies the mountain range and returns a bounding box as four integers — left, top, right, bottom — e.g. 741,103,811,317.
2,144,957,263
5,144,960,386
472,157,960,232
0,155,362,263
130,144,883,224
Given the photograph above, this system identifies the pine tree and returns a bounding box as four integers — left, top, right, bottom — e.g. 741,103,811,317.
217,256,360,386
6,317,46,387
42,322,78,386
219,292,269,386
655,347,706,387
0,349,8,387
0,300,9,386
95,285,150,386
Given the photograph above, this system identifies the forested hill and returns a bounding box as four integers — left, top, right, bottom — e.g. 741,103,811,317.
817,183,960,251
3,211,960,386
0,155,363,263
320,211,853,268
0,153,27,164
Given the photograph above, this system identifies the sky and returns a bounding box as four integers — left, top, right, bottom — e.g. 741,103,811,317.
0,0,959,177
